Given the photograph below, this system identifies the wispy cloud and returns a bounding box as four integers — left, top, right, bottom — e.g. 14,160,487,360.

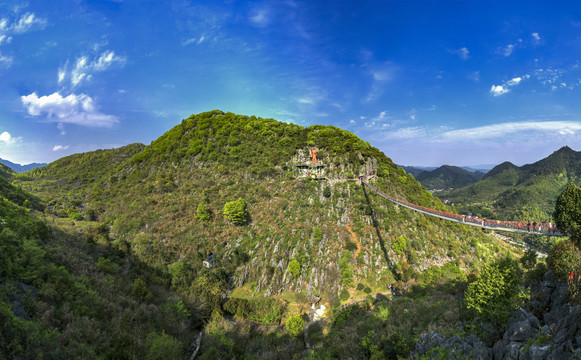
439,121,581,141
58,50,126,87
450,47,470,60
21,92,119,128
364,62,398,103
12,13,46,33
250,8,270,27
182,35,206,46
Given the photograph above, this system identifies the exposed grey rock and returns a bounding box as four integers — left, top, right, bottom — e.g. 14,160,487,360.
520,344,551,360
412,332,491,359
503,308,540,342
504,341,522,360
493,339,506,360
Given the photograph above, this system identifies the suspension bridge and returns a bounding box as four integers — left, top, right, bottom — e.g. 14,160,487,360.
357,177,564,237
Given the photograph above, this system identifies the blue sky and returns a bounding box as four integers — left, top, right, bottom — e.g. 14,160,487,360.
2,1,581,167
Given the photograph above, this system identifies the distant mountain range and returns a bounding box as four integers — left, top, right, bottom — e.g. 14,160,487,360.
0,158,46,173
436,146,581,220
415,165,485,190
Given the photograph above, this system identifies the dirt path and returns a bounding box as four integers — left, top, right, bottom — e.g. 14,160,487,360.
345,224,362,261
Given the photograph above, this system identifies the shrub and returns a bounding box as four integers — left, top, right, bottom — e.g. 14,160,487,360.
96,257,120,274
547,240,581,280
340,289,350,301
288,259,301,277
132,278,154,302
464,256,528,324
195,203,211,221
393,236,407,255
364,287,372,294
312,227,323,243
145,331,182,360
520,249,538,270
286,315,306,338
223,198,248,225
323,186,332,198
357,283,365,291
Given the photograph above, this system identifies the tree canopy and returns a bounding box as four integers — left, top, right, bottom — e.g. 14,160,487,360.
553,184,581,246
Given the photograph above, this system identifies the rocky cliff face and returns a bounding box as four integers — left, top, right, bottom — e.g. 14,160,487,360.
412,271,581,359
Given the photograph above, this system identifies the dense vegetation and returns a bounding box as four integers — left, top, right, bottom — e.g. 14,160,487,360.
8,110,526,359
415,165,484,190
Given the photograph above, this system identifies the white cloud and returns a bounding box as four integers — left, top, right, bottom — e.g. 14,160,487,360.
0,131,21,144
12,13,46,33
490,85,510,96
506,77,522,86
21,92,118,128
490,75,529,96
349,119,356,124
532,32,541,41
59,50,126,87
298,97,315,105
52,145,70,151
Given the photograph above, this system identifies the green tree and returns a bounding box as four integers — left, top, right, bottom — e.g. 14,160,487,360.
392,236,407,255
223,198,248,225
547,240,581,280
323,186,332,198
464,256,528,324
288,259,301,277
286,315,306,338
554,184,581,246
132,278,154,302
520,248,538,270
145,331,182,360
195,203,211,221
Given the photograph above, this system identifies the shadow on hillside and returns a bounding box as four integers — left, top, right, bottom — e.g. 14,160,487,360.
360,183,396,277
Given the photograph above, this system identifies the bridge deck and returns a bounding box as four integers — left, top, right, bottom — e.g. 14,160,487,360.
360,179,563,237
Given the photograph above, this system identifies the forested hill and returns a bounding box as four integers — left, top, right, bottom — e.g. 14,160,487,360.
436,146,581,221
415,165,484,190
10,110,514,359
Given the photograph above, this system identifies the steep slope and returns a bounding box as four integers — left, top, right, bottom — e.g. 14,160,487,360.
437,146,581,220
0,170,191,359
416,165,484,190
14,111,514,358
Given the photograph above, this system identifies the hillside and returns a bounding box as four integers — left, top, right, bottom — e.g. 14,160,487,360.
415,165,484,190
437,146,581,221
11,110,518,359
